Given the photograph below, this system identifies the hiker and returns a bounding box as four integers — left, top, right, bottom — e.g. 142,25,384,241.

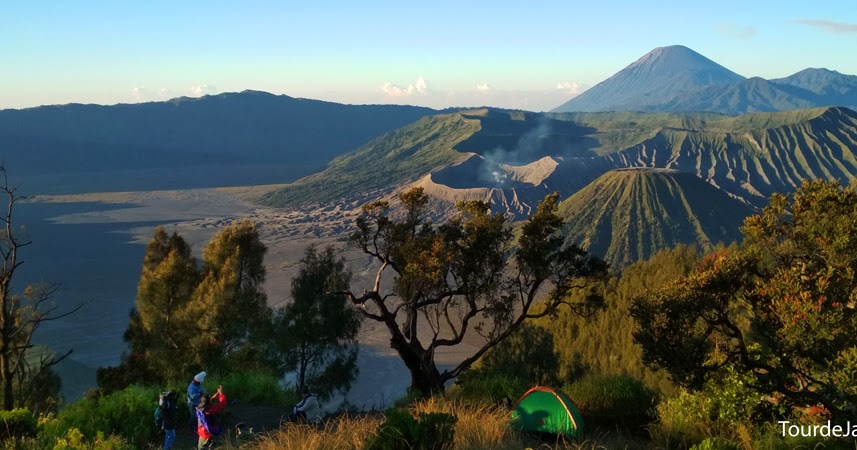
187,371,207,421
157,390,178,450
287,388,322,424
196,385,227,450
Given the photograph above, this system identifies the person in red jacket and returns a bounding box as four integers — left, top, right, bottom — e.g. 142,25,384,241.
195,385,227,449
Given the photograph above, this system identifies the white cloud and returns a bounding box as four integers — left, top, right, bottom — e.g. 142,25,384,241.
380,76,429,97
792,19,857,34
130,86,150,101
130,86,177,102
556,81,584,96
476,82,494,92
188,84,218,97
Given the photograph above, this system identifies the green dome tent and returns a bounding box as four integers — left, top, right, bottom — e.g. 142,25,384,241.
510,386,584,439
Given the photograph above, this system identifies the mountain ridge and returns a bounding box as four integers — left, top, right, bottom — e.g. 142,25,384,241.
0,91,439,193
553,46,857,114
264,106,857,213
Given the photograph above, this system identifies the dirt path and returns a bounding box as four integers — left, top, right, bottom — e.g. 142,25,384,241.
171,403,291,449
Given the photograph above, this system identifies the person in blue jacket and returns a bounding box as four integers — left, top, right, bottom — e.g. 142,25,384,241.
187,371,206,424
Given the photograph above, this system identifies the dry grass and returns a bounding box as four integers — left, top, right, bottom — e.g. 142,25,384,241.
226,397,644,450
221,414,381,450
411,397,521,450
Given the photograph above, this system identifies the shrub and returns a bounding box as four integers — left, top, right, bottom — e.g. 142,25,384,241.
690,438,741,450
564,374,654,427
752,422,855,450
650,389,715,447
412,397,523,450
365,409,457,450
449,373,526,405
0,408,37,440
51,428,135,450
203,371,298,407
366,409,424,450
54,385,160,448
418,412,456,450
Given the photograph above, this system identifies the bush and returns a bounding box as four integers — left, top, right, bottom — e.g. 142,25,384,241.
449,373,526,405
690,438,741,450
366,409,457,450
752,422,854,450
54,385,160,448
0,408,37,440
95,354,158,395
205,372,297,407
366,409,424,450
564,374,654,427
651,389,716,447
417,413,456,450
50,428,135,450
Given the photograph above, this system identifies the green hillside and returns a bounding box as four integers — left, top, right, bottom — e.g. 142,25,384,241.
264,106,857,221
262,109,601,207
558,169,755,270
263,112,481,207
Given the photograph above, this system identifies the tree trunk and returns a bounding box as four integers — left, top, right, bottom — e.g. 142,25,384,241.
1,352,11,410
389,332,444,396
1,286,11,410
298,346,307,392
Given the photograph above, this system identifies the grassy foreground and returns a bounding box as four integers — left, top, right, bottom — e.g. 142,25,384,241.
222,397,642,450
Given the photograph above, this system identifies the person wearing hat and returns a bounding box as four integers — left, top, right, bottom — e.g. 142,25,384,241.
187,371,207,423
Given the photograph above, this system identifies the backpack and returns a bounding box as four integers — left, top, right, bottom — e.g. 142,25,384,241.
155,392,172,430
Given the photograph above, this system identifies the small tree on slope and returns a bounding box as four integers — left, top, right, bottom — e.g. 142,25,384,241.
273,245,361,400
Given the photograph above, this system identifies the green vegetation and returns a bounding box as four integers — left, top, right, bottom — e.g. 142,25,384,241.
11,166,857,449
346,188,607,395
50,385,159,448
564,374,654,427
99,221,275,391
539,244,701,395
0,408,37,440
558,169,752,270
365,409,457,450
263,113,478,206
632,179,857,419
203,371,297,407
271,245,361,401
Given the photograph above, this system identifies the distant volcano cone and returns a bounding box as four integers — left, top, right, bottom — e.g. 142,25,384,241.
553,45,745,112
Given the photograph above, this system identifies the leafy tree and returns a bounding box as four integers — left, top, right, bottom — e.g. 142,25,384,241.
344,188,608,395
540,244,703,394
133,228,198,376
631,180,857,420
272,245,360,401
0,166,79,410
188,220,272,370
102,227,199,388
460,323,559,386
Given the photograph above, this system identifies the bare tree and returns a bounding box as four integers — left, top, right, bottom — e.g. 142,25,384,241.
0,165,80,410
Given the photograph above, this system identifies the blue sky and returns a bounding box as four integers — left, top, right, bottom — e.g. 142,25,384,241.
1,0,855,111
